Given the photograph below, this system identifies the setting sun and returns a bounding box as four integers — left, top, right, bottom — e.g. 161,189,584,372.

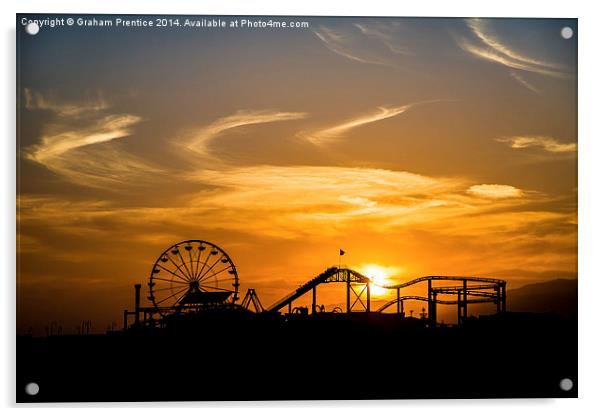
359,264,399,296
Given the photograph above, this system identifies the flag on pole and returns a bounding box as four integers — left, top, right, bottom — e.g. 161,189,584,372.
339,249,345,256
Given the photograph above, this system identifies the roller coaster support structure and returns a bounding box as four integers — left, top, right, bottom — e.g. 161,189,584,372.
424,278,506,326
267,267,372,314
267,268,507,325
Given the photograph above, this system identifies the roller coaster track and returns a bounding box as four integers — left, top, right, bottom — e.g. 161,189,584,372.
266,267,506,313
267,267,341,312
380,275,505,290
376,295,492,313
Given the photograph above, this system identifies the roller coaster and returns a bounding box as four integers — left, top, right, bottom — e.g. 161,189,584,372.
264,267,506,324
123,240,507,329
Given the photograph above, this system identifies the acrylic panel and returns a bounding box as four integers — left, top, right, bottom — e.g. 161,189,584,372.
16,14,577,402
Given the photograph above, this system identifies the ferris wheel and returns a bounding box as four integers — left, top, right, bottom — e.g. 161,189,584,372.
147,240,239,315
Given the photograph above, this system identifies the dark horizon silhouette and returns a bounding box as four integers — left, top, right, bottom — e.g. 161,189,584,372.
16,274,578,338
17,245,578,401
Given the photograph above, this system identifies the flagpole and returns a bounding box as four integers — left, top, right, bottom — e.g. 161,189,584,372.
338,248,345,271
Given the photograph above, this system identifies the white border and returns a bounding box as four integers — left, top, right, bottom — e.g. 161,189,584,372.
3,1,601,414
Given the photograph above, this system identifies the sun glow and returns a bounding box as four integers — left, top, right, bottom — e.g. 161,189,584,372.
360,264,398,296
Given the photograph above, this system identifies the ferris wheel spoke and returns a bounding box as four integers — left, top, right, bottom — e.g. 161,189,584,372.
192,247,202,278
156,287,188,306
155,264,190,283
187,248,196,279
157,291,188,308
212,277,236,286
211,268,235,279
176,248,194,280
163,256,190,281
175,249,193,280
151,285,188,293
194,247,213,279
197,257,225,282
199,284,231,292
202,275,234,285
165,253,192,282
151,276,189,286
199,265,233,284
173,290,189,307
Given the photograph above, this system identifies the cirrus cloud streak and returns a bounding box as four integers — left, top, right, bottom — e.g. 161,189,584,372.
183,110,307,158
300,105,413,146
457,18,571,84
23,89,161,189
496,136,576,154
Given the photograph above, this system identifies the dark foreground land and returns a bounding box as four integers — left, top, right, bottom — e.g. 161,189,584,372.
17,310,577,402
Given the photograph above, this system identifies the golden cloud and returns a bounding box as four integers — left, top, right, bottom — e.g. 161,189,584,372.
300,105,413,146
467,184,524,199
183,110,307,158
24,88,109,116
23,90,162,189
496,136,577,153
18,166,542,242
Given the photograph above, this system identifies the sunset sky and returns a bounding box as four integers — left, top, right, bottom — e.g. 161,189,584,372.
17,16,577,333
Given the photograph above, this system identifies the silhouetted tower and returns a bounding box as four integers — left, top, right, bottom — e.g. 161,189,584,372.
134,283,141,325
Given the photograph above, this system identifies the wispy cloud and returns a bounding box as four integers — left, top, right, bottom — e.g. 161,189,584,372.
467,184,524,199
509,71,539,93
24,88,108,116
186,165,462,237
313,23,412,68
40,145,165,189
27,114,141,164
314,26,388,66
19,165,546,244
184,110,307,157
189,165,455,204
338,195,378,208
24,89,161,189
496,136,576,153
300,105,413,146
458,39,566,78
466,19,559,69
353,22,413,56
457,19,570,83
180,165,536,237
18,166,463,240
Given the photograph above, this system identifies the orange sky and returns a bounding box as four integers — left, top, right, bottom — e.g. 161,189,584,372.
17,17,577,333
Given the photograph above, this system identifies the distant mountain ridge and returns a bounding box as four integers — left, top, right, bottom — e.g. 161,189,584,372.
507,278,577,318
